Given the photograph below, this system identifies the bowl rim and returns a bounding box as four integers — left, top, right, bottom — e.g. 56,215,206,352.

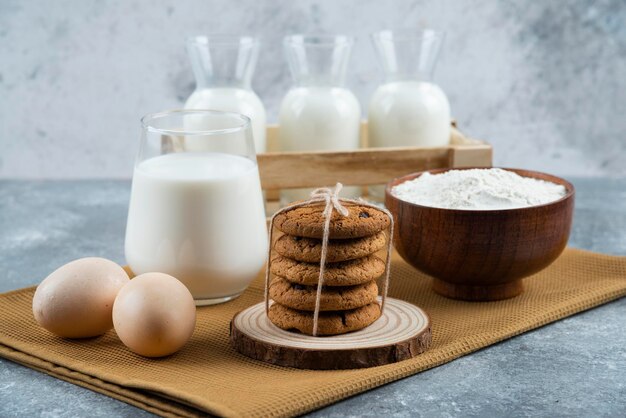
385,167,575,213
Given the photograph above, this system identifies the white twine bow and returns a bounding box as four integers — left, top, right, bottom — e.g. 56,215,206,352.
264,183,394,337
309,184,350,218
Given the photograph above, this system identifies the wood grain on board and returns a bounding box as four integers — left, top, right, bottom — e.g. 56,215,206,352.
230,298,432,370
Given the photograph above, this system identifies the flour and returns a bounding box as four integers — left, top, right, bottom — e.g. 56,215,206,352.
391,168,567,210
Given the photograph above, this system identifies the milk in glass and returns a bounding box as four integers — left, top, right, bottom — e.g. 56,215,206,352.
125,111,268,305
125,153,267,300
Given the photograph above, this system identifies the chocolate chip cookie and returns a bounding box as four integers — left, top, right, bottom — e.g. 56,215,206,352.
270,254,386,287
273,202,390,239
269,277,378,311
274,231,387,263
267,302,382,336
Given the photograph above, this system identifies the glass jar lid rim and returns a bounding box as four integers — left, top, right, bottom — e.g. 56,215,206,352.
141,109,251,136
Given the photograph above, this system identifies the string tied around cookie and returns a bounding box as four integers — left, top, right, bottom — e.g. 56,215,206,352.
264,182,394,337
309,184,350,219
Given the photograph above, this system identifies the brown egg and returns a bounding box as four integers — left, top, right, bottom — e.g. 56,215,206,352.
112,272,196,357
32,257,130,338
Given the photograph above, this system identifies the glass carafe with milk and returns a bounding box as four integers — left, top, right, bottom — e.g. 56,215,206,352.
185,35,267,153
368,29,451,199
278,34,362,204
369,30,450,147
125,110,268,306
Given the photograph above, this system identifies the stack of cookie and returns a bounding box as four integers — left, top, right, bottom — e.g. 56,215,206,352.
267,202,391,336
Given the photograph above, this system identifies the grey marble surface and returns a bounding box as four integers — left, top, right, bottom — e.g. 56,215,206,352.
1,0,626,178
0,178,625,417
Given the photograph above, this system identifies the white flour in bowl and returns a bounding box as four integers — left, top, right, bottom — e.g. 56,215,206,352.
391,168,567,210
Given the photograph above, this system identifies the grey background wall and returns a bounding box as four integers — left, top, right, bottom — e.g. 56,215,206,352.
1,0,624,179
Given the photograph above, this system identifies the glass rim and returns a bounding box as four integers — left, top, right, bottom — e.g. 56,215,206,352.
186,34,259,47
371,29,446,42
141,109,251,136
283,33,354,47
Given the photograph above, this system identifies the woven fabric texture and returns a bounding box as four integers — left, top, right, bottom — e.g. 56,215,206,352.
1,248,625,418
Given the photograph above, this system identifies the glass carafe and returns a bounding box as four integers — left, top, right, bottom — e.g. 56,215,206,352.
278,34,362,204
368,29,451,199
125,110,268,306
185,35,267,153
369,30,450,148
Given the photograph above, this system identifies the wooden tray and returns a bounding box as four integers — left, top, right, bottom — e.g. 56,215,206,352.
258,121,492,193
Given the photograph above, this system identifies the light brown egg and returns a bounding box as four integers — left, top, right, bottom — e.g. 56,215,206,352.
112,272,196,357
32,257,130,338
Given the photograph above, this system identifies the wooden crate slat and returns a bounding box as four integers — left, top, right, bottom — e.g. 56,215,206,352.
258,147,452,189
449,144,493,168
260,122,492,191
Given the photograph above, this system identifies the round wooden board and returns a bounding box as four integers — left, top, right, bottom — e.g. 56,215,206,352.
230,298,432,370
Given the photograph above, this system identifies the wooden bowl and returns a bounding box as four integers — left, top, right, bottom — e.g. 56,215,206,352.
385,168,575,301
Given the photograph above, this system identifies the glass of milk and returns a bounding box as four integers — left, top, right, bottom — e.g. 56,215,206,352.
368,30,451,199
125,110,269,306
278,34,362,204
184,35,267,153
